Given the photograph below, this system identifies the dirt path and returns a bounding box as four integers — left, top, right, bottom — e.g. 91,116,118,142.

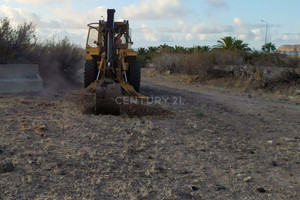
1,70,299,199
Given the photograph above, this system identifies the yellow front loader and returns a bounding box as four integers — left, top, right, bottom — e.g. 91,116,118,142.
84,9,145,115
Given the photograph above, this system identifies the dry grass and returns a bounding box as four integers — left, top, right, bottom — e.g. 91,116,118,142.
153,49,245,75
152,50,300,93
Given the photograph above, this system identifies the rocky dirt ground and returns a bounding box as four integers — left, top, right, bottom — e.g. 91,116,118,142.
1,69,300,199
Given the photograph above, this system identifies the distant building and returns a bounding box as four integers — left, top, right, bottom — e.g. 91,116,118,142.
278,44,300,54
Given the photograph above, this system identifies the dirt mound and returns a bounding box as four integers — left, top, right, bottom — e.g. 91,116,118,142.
67,89,95,114
121,103,170,118
68,89,170,118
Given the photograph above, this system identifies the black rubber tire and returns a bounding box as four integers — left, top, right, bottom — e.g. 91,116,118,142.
84,59,98,88
128,59,141,92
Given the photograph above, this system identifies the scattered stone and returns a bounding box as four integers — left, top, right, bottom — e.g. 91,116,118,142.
20,134,31,140
294,90,300,96
257,188,267,193
281,137,296,142
165,70,171,75
271,161,278,167
57,163,63,168
154,163,165,172
288,96,295,99
236,173,243,178
191,186,199,191
180,170,191,175
215,185,226,191
249,150,255,154
248,94,252,98
0,162,14,173
243,177,252,182
267,140,273,145
60,170,67,175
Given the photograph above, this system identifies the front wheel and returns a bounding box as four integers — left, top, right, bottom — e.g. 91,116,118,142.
84,59,97,88
128,60,141,92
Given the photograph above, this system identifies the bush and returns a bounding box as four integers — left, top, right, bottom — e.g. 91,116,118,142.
153,52,211,75
34,38,84,80
0,18,36,63
153,50,246,76
152,49,300,88
245,51,300,69
0,17,84,82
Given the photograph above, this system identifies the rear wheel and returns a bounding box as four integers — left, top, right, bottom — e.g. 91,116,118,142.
84,59,97,88
128,59,141,92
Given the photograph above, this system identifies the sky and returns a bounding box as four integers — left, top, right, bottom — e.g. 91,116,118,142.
0,0,299,49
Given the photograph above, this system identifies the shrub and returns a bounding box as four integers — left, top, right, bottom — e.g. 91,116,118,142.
152,49,300,88
34,37,84,80
0,18,36,63
153,52,213,75
245,52,300,69
0,17,84,82
153,49,246,76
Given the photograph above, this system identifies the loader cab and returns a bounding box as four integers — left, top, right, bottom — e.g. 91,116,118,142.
85,21,133,60
87,28,99,48
85,23,101,60
114,21,133,49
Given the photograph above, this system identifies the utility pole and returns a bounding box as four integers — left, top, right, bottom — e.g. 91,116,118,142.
261,20,268,44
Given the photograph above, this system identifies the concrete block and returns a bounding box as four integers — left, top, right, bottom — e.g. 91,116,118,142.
0,64,43,94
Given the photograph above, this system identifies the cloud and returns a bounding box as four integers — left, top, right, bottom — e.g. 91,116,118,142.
233,17,263,41
136,19,233,43
280,33,300,43
0,5,61,29
139,24,159,42
4,0,69,4
121,0,184,20
53,6,107,29
206,0,228,8
158,20,233,34
0,5,88,45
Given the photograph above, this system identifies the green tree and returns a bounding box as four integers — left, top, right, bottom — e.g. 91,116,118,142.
215,36,251,51
142,46,159,61
147,46,159,54
194,45,211,52
262,42,276,53
0,17,36,63
158,44,174,53
137,47,147,56
174,45,187,53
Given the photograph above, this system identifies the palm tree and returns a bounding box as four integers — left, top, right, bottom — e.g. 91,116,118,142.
147,46,159,54
137,47,148,62
137,47,147,56
262,42,276,53
233,39,251,51
215,36,251,51
174,45,187,53
145,46,159,60
158,44,174,53
194,45,211,52
186,47,196,53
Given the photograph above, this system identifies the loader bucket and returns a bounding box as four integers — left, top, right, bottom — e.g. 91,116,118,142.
95,80,121,115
